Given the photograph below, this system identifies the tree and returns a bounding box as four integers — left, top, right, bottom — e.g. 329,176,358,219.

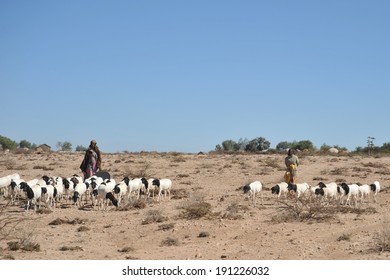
75,145,87,152
0,135,17,150
275,141,291,151
56,141,73,151
221,140,240,152
19,140,33,149
291,140,315,151
245,137,270,152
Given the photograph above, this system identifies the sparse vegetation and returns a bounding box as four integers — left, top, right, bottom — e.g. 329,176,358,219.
372,220,390,253
160,237,179,247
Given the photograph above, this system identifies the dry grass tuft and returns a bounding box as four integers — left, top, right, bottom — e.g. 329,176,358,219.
59,246,84,251
160,237,179,247
372,220,390,253
221,202,248,220
157,223,175,231
118,246,134,253
141,210,168,225
180,202,212,220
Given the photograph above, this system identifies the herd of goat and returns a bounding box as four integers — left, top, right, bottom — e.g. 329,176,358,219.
243,180,381,206
0,172,382,212
0,173,172,212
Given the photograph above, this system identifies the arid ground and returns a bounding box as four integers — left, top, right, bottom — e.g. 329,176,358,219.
1,151,390,260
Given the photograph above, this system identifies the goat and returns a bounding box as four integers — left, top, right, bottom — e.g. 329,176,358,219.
243,181,263,205
152,178,172,201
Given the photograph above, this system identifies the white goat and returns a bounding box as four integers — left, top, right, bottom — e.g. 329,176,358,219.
338,183,359,207
152,178,172,201
92,183,118,210
8,178,25,205
113,179,128,206
20,182,42,212
0,173,20,197
72,182,88,207
243,181,263,205
370,181,381,203
127,178,148,200
314,182,339,204
270,182,288,200
287,182,310,198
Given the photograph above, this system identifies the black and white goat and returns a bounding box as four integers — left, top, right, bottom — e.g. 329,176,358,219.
243,181,263,205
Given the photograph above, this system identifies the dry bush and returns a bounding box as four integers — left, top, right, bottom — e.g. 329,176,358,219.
48,217,86,225
7,232,40,252
372,220,390,253
158,223,175,231
171,188,189,200
160,237,179,247
272,197,377,224
221,202,248,220
120,199,147,211
59,246,84,251
180,202,212,220
118,246,134,253
141,210,168,225
337,233,351,242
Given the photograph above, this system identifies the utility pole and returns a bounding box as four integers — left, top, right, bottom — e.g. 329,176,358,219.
367,136,375,156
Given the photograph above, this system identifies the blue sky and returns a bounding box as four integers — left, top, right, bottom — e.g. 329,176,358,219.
1,0,389,153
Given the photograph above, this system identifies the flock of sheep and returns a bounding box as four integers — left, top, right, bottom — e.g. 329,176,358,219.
0,173,172,212
0,172,382,213
243,179,381,207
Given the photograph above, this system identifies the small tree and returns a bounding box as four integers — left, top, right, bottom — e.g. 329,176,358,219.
245,137,270,152
222,140,239,152
75,145,87,152
19,140,33,149
0,135,17,150
56,141,73,151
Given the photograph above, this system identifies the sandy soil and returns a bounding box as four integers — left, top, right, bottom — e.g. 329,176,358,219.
1,151,390,260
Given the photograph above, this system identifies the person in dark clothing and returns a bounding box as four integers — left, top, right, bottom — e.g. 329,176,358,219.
80,140,102,180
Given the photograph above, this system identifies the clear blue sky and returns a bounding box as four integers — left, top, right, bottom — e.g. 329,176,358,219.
1,0,389,153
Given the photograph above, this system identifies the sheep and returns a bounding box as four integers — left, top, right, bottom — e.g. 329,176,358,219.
62,177,75,203
92,183,118,210
0,173,20,197
113,178,129,206
146,178,157,199
243,181,263,205
287,182,310,198
127,178,148,200
20,182,42,212
41,184,58,208
8,178,25,205
72,182,88,208
358,183,371,204
314,182,339,204
270,182,288,200
338,183,359,207
370,181,381,203
152,178,172,201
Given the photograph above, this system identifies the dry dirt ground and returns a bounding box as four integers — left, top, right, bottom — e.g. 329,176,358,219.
1,151,390,260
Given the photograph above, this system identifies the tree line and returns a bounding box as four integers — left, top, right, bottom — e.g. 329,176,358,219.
1,134,390,154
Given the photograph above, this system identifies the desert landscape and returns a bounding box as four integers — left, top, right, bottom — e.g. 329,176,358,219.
1,150,390,260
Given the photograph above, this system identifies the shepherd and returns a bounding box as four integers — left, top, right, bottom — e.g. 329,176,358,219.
80,140,102,180
284,149,299,184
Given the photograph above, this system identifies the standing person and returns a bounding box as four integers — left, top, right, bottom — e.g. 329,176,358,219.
80,140,102,180
284,149,299,184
